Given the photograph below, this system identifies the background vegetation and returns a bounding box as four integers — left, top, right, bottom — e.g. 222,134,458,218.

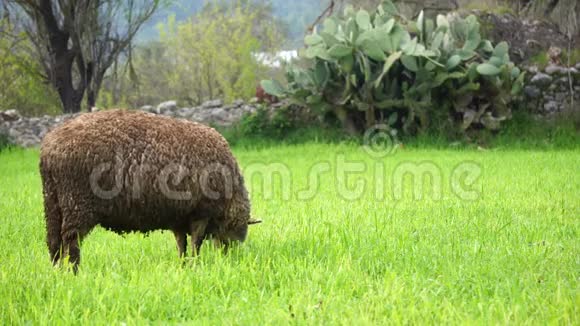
99,1,284,108
263,1,526,138
0,0,576,117
0,19,61,116
4,0,162,114
140,1,578,45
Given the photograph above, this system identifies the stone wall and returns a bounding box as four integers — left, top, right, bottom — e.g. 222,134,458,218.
1,64,578,148
473,11,580,116
476,11,576,65
524,63,580,116
0,100,259,148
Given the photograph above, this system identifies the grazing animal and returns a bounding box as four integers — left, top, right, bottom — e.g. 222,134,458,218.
40,109,260,271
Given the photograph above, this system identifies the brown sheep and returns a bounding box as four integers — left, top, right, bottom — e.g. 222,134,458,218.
40,109,261,272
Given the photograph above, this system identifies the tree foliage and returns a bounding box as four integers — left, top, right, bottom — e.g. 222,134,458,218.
0,19,60,115
100,1,283,107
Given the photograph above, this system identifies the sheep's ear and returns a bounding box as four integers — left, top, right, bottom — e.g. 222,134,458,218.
248,218,262,225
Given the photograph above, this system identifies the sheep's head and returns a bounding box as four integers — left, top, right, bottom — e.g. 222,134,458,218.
208,218,261,248
222,218,262,243
208,174,261,246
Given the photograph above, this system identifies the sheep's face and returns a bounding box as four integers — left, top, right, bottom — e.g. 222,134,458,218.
213,218,262,246
224,223,249,243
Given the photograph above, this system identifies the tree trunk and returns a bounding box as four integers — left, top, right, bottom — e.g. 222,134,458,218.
63,94,82,114
87,75,102,111
34,0,86,114
335,106,359,135
57,85,82,114
85,63,97,110
53,56,85,114
365,106,376,128
87,90,95,111
87,75,100,110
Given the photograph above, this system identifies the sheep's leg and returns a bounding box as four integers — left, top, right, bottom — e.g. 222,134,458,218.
213,238,231,254
61,231,81,273
172,230,187,257
189,219,209,256
41,172,63,265
58,194,96,273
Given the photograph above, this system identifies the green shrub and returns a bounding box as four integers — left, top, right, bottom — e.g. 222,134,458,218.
530,53,550,69
238,106,271,136
563,49,580,65
0,20,61,116
262,0,525,136
0,133,12,152
101,2,285,108
238,105,299,138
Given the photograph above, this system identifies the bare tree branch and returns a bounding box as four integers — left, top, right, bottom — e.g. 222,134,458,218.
307,0,335,34
6,0,161,113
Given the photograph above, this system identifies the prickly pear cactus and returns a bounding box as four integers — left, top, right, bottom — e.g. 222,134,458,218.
261,0,525,134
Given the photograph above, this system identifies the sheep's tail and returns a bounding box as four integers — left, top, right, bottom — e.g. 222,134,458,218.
40,158,63,265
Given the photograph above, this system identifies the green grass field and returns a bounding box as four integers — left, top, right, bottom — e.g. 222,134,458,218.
0,144,578,324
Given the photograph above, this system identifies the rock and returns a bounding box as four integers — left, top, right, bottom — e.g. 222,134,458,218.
6,109,21,119
156,101,178,114
567,68,580,82
38,126,49,139
210,108,226,117
175,108,193,118
557,77,570,86
140,105,155,113
556,93,569,104
576,63,580,70
474,12,570,64
0,100,268,147
220,104,235,110
524,86,541,99
202,99,223,108
18,134,41,148
530,73,553,88
8,128,22,139
233,99,244,107
0,109,21,122
543,101,559,113
242,105,257,114
545,64,563,75
526,66,539,74
479,113,504,130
